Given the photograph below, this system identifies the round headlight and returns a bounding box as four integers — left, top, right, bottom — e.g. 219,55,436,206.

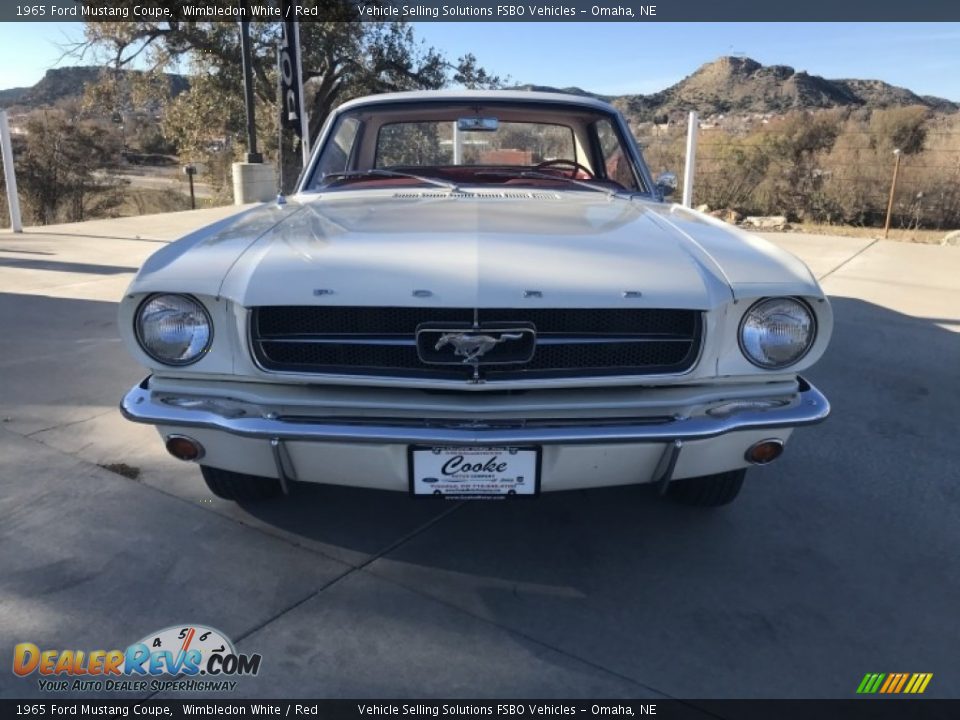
135,294,212,366
739,297,816,369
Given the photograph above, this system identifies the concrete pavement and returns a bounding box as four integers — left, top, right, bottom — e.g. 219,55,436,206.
1,208,958,700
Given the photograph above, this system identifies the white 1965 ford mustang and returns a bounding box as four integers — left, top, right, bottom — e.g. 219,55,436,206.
119,90,831,507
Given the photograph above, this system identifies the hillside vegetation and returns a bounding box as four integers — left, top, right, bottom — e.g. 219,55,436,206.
527,58,960,232
640,106,960,231
1,55,957,232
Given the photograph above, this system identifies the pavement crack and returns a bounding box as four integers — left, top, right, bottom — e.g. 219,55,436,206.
22,408,117,438
360,565,677,701
356,502,466,571
11,431,361,572
817,238,879,281
142,502,465,701
228,503,464,642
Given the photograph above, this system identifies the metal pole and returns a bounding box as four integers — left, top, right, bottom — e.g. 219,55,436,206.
277,43,285,196
883,149,901,239
239,21,262,163
682,111,698,208
0,110,23,232
293,21,310,166
452,121,462,165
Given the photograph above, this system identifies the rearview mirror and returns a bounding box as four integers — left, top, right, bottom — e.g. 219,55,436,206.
457,117,499,132
655,172,678,198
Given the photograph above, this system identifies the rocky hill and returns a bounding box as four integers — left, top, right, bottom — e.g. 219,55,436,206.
0,66,189,111
518,56,958,120
0,86,29,107
3,57,956,120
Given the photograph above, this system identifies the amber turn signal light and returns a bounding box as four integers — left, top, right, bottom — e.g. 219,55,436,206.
745,439,784,465
165,435,204,462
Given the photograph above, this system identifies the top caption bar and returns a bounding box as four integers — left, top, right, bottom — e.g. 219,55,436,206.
6,0,960,22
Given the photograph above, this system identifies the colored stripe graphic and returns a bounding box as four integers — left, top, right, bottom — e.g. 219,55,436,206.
857,673,886,694
856,672,933,694
893,673,910,693
905,673,933,694
904,674,920,693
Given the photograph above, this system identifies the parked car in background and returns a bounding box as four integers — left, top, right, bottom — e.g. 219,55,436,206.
120,90,831,507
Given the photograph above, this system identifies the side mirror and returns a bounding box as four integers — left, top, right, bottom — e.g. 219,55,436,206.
655,172,677,198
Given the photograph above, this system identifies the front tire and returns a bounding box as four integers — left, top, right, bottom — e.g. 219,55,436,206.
200,465,283,502
667,469,746,507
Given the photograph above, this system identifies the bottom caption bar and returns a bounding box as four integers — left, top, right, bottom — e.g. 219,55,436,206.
3,700,959,720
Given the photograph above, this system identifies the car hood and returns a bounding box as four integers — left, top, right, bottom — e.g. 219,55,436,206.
127,202,297,298
130,191,821,308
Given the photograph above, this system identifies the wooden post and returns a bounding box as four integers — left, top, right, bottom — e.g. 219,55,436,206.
682,111,698,208
184,166,196,210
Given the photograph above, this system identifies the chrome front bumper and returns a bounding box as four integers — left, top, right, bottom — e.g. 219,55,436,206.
120,376,829,445
121,376,829,493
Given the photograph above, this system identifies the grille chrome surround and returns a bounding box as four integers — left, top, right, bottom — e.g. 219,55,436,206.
250,307,703,381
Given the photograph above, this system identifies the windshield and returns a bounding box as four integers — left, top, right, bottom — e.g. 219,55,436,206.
376,121,576,167
307,101,647,194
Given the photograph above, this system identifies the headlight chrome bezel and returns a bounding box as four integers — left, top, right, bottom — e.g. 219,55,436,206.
134,293,213,367
738,297,817,370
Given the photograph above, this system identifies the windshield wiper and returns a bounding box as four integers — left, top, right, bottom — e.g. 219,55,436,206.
480,170,622,198
321,169,459,191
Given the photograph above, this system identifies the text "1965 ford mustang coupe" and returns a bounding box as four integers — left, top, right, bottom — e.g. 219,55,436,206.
120,90,831,507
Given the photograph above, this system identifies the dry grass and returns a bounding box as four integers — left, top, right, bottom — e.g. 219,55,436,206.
110,188,221,218
786,222,957,245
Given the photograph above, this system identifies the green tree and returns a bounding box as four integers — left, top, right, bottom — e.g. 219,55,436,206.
15,103,123,224
71,16,502,192
870,106,928,155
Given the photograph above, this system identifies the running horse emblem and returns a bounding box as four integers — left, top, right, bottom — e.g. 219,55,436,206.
434,332,525,363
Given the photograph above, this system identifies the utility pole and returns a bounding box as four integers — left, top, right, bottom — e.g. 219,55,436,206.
883,148,901,239
239,21,262,164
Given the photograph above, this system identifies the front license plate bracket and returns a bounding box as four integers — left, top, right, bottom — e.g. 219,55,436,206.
408,446,541,499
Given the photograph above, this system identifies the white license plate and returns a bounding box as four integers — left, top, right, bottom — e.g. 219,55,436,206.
409,446,540,498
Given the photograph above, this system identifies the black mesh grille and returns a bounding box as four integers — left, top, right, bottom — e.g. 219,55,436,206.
477,308,697,336
256,306,472,337
251,306,702,380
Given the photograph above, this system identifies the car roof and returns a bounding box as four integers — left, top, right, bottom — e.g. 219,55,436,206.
334,89,618,114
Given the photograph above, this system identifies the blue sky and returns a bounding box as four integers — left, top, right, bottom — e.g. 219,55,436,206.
2,22,959,100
